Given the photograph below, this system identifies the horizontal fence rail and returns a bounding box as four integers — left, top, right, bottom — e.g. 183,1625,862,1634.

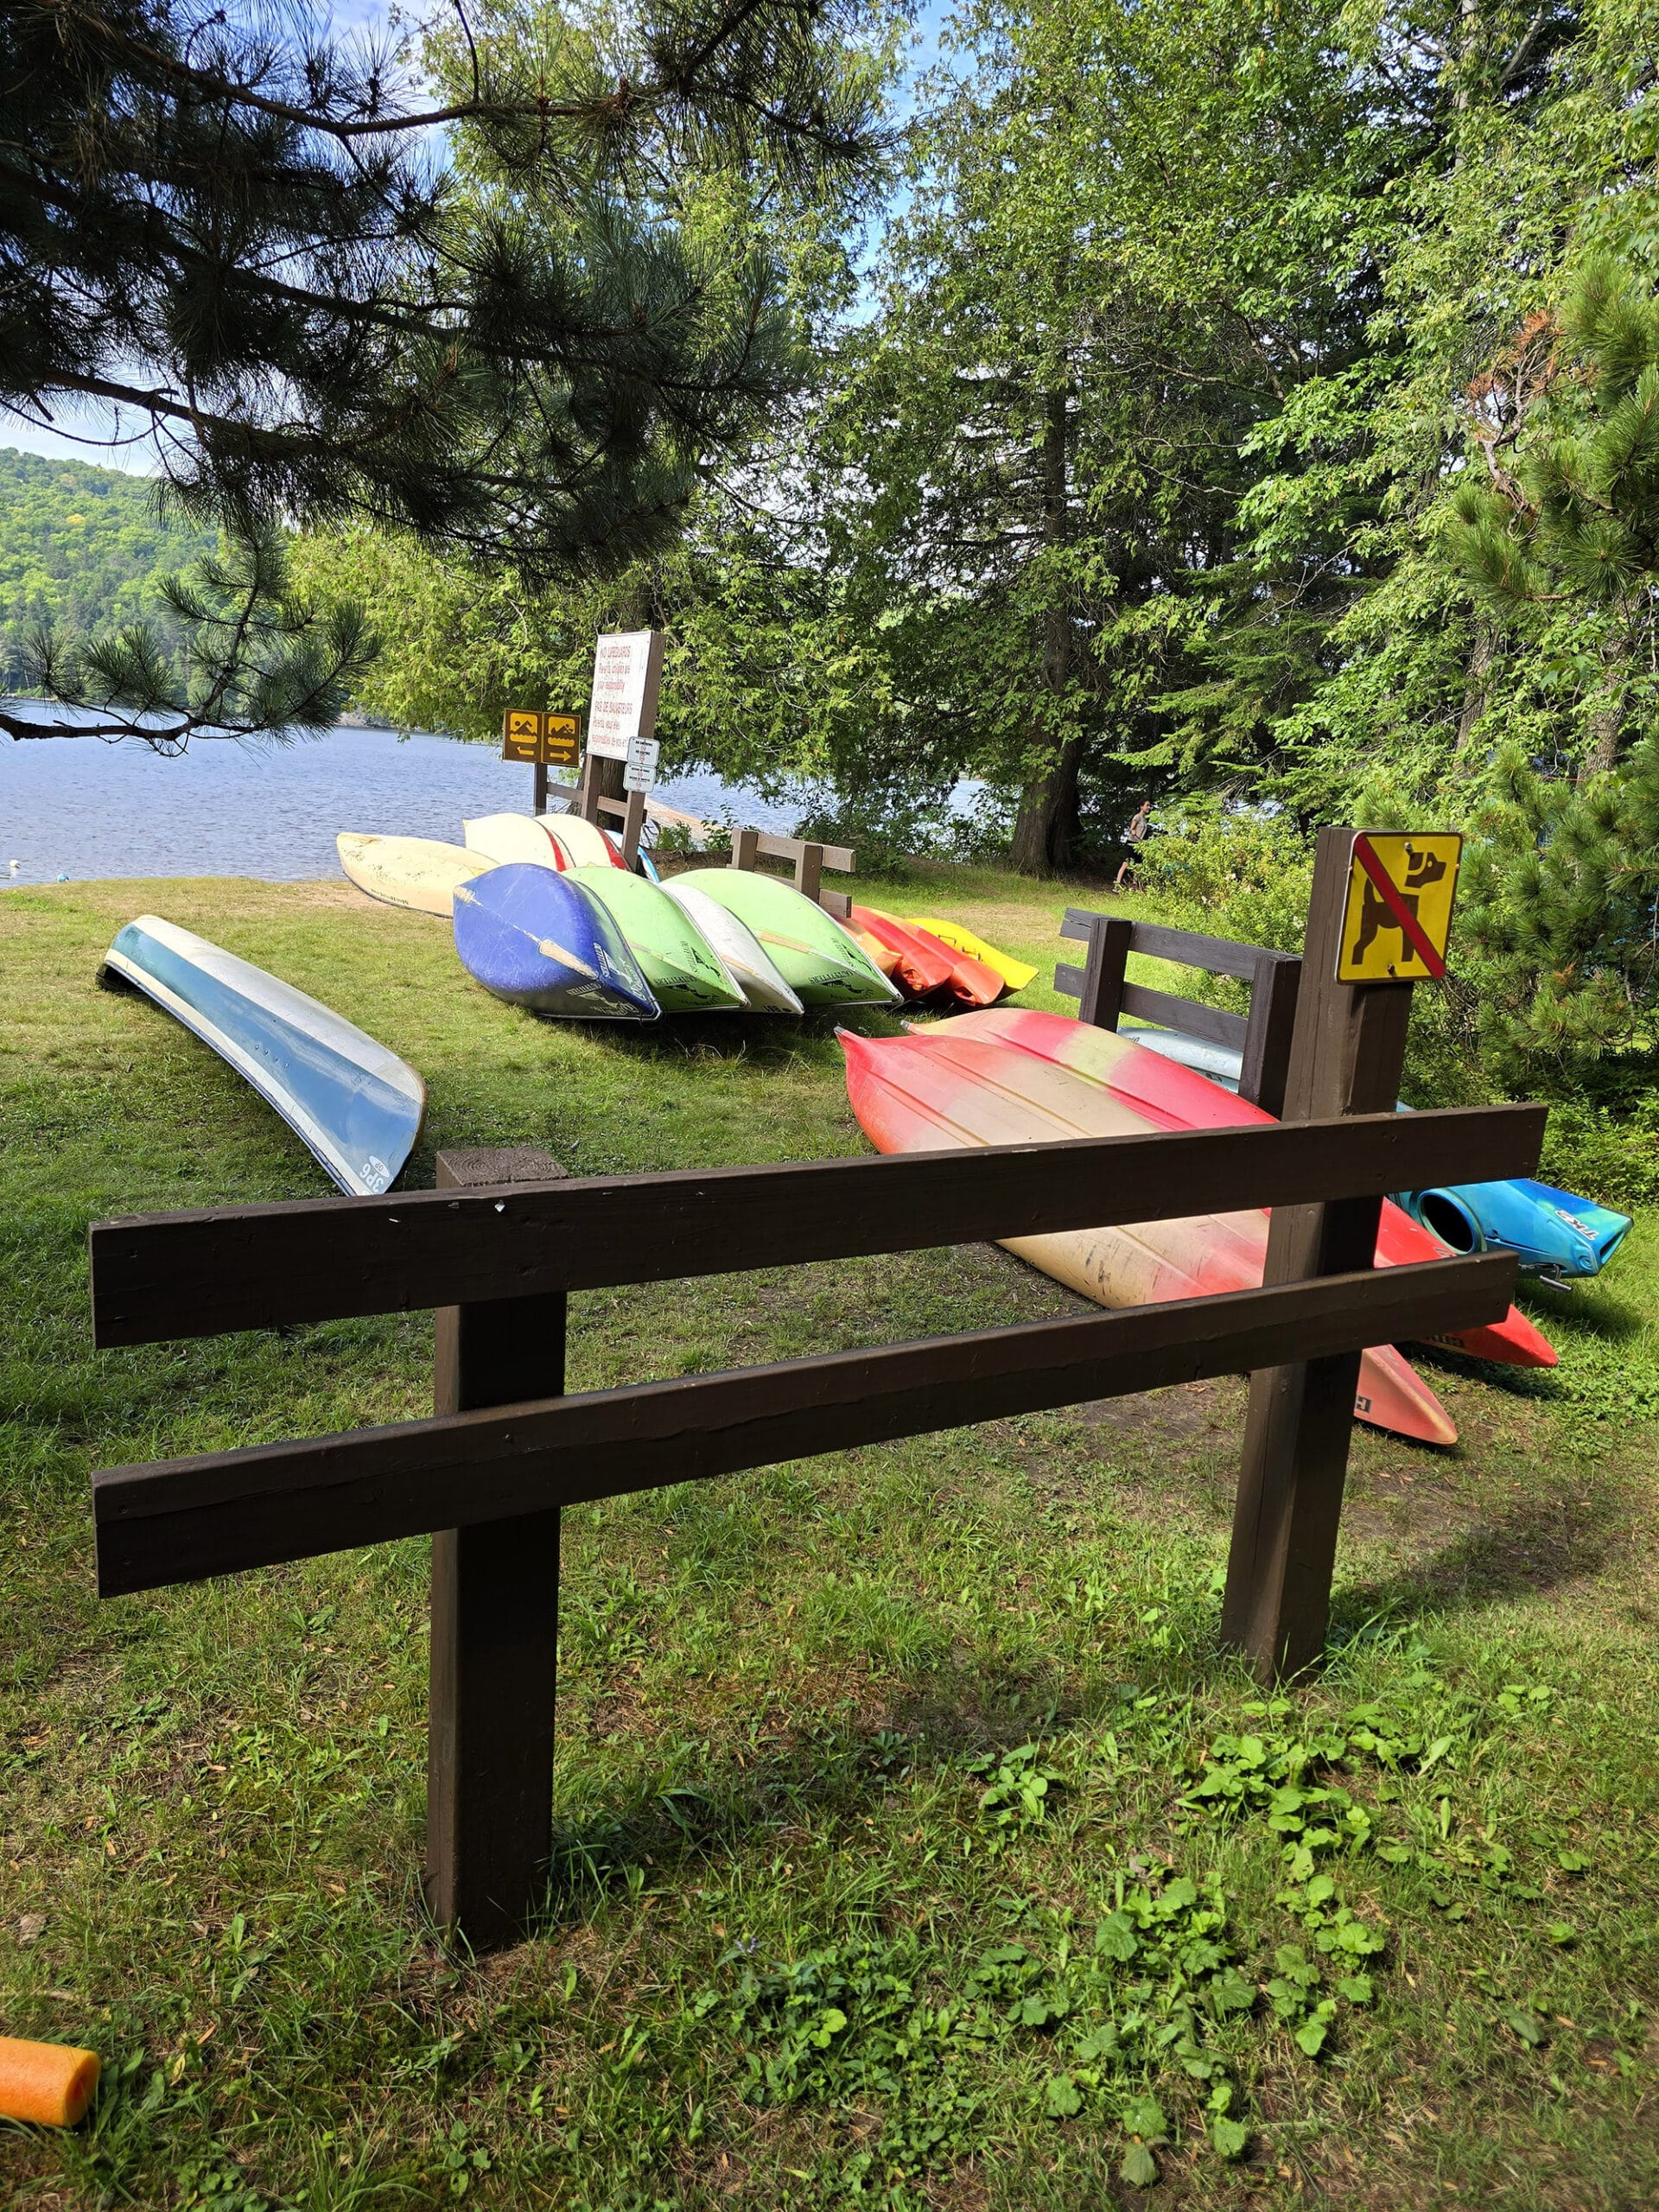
89,1106,1547,1347
1059,909,1268,982
92,1255,1514,1596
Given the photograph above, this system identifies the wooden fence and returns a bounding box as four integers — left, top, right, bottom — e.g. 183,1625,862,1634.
87,1091,1543,1952
1057,910,1302,1117
543,779,856,917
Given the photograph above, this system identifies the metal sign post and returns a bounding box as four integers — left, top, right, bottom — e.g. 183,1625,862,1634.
619,735,661,868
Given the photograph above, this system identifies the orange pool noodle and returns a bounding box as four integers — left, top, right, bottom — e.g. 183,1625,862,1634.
0,2035,100,2126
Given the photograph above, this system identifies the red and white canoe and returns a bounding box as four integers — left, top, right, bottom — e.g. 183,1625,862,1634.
840,1011,1555,1448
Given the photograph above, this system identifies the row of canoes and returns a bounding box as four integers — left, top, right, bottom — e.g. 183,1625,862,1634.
334,812,1039,1021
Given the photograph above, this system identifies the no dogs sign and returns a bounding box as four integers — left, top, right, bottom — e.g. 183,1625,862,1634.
1336,832,1463,982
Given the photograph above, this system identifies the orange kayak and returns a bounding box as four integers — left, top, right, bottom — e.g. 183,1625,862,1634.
851,906,1003,1005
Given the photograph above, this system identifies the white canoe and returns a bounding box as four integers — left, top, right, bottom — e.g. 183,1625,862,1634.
659,879,804,1014
462,814,566,868
338,832,491,916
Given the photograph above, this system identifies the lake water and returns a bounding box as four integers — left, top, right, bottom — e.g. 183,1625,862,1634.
0,713,798,888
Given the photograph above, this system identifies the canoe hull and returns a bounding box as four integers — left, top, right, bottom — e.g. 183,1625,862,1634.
677,869,900,1006
100,915,425,1196
911,917,1038,991
660,880,804,1014
854,905,1005,1006
933,1007,1555,1369
569,866,746,1012
840,1024,1459,1446
338,832,487,917
453,863,659,1019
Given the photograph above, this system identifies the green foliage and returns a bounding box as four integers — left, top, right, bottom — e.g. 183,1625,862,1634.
0,448,219,688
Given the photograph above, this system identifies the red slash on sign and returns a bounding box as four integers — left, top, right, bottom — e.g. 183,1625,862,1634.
1351,835,1446,977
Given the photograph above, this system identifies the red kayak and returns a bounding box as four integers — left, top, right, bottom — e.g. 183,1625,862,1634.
900,1007,1555,1371
840,1017,1554,1447
849,906,1004,1006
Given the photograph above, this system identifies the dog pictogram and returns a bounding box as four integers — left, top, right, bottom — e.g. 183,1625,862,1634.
1349,847,1448,969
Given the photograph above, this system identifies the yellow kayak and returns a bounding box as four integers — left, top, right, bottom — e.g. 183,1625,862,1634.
908,918,1037,991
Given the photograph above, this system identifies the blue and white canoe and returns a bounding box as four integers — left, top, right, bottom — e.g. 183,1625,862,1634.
99,916,425,1196
1119,1020,1632,1281
453,862,660,1020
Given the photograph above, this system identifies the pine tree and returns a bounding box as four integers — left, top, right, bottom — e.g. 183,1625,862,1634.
1,0,886,743
1448,255,1659,1077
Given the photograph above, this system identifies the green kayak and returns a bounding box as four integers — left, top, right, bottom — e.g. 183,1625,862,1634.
569,866,746,1013
674,869,900,1007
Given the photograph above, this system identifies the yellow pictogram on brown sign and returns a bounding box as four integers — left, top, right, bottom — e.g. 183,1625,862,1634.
1336,831,1463,983
500,710,582,766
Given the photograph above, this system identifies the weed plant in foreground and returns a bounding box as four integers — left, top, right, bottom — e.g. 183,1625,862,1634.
3,876,1658,2211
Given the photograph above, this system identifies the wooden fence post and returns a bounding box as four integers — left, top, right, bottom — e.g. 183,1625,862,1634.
426,1146,569,1953
1220,829,1414,1680
795,842,824,904
1078,914,1134,1029
620,786,647,869
1238,950,1302,1118
730,827,760,872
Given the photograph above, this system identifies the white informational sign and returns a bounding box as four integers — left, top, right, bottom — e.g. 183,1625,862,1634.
587,629,664,760
623,735,660,793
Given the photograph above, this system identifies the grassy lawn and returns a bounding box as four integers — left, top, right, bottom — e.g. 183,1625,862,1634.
3,868,1658,2212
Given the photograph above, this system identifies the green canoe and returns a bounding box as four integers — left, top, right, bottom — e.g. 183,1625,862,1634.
673,869,900,1007
569,866,746,1013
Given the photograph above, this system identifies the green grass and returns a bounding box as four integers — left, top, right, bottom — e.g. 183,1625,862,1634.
3,869,1658,2212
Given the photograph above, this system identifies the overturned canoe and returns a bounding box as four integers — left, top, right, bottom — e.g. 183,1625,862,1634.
99,915,425,1195
675,869,900,1007
453,863,659,1020
659,878,804,1014
567,865,746,1013
338,832,490,916
842,1021,1460,1446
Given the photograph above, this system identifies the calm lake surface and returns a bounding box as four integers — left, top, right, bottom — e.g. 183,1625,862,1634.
0,715,797,888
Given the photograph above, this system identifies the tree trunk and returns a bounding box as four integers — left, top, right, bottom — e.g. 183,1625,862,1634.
1580,616,1629,780
1454,623,1495,753
1010,386,1077,875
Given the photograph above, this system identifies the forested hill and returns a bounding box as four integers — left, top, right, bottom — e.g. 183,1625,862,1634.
0,448,218,690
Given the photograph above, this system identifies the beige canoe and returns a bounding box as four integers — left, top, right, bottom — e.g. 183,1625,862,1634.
337,832,493,917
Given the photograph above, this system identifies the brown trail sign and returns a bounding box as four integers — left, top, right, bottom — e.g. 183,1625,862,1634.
86,1098,1542,1951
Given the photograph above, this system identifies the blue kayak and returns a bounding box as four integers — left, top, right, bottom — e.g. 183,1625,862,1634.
99,915,426,1196
1119,1020,1632,1282
453,862,659,1020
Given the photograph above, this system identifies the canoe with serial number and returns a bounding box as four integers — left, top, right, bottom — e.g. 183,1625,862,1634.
452,863,659,1020
99,915,425,1196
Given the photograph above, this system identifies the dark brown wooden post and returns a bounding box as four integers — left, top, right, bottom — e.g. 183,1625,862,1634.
427,1146,569,1953
1221,829,1414,1680
1078,914,1134,1029
730,826,760,873
620,786,647,869
1238,950,1302,1118
795,842,824,904
533,759,549,816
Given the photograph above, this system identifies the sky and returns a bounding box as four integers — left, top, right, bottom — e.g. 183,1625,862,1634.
5,0,951,475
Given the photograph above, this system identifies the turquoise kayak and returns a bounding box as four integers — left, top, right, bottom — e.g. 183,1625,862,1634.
1119,1020,1631,1281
